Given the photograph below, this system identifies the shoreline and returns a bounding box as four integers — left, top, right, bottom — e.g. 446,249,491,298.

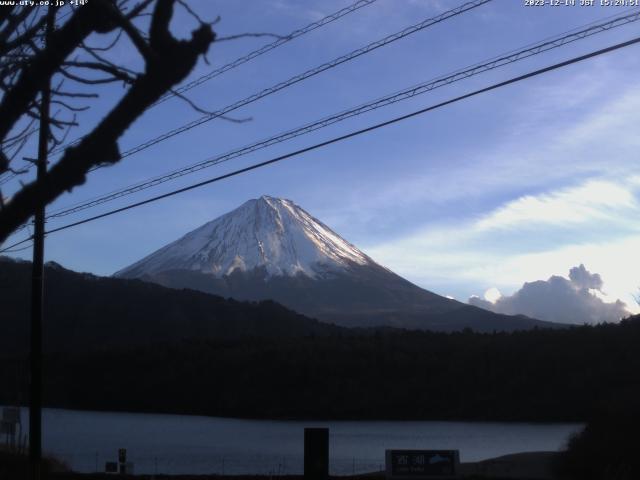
3,403,588,425
31,452,560,480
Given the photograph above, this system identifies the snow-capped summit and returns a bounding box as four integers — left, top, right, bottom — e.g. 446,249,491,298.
116,196,373,279
115,196,558,332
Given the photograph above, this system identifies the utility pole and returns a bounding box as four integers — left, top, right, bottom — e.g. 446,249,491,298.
29,7,54,480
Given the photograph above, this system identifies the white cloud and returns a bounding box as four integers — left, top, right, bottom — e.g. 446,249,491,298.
475,179,638,232
351,54,639,225
472,237,640,313
468,265,630,325
339,48,640,316
368,176,640,254
364,175,640,313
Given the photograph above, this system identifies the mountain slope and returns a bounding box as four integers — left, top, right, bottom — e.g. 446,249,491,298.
116,195,373,279
116,196,560,332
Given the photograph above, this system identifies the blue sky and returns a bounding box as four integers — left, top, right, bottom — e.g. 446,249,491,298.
3,0,640,313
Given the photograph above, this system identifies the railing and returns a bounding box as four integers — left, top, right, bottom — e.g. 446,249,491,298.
48,451,385,476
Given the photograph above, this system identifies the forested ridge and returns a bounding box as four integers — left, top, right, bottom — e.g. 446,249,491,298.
2,316,638,422
0,257,341,354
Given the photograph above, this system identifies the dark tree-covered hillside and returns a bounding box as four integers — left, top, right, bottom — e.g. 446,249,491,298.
0,257,342,355
2,313,639,422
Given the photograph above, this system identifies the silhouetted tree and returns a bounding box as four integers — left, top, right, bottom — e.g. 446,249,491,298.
0,0,216,243
554,404,640,480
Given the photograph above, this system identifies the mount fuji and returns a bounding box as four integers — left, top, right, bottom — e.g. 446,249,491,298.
115,196,557,332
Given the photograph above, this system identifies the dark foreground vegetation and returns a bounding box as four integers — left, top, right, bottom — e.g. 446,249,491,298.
0,448,68,478
554,403,640,480
1,315,639,422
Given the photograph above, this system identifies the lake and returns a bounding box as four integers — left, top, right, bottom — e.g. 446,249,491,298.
9,407,582,475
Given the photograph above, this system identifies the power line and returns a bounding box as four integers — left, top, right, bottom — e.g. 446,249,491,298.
154,0,379,106
0,243,34,253
46,0,381,157
0,237,33,253
3,33,637,254
0,7,74,185
0,0,376,184
43,9,640,221
10,3,634,192
11,9,640,212
0,171,18,186
50,0,492,160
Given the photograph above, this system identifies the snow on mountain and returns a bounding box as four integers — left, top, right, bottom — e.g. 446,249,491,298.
115,196,373,279
114,196,561,332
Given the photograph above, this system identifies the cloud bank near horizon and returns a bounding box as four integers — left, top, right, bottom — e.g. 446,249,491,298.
468,264,630,325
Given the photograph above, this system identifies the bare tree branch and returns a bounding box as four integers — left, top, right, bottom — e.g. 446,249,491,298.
176,0,213,26
62,61,137,84
106,5,155,62
52,89,100,99
79,42,141,76
0,0,215,243
126,0,156,19
50,100,90,112
0,8,33,46
0,4,104,142
169,87,251,123
0,6,17,27
59,67,128,85
81,29,123,52
0,15,47,56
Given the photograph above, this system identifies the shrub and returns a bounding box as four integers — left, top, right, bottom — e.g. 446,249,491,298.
554,405,640,480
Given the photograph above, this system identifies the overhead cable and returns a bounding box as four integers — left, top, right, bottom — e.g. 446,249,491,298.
2,33,636,255
45,9,640,221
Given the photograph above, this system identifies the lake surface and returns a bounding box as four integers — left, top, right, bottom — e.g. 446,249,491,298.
10,407,582,475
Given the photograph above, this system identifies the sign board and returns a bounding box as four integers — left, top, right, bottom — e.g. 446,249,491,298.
105,461,118,474
386,450,460,479
2,407,20,423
